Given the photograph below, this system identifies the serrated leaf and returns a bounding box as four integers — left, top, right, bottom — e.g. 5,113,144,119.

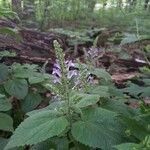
122,83,150,97
141,87,150,97
27,101,65,117
119,116,148,140
30,140,55,150
121,34,150,45
27,108,62,117
44,83,61,95
53,137,69,150
114,143,140,150
143,79,150,86
82,107,121,131
4,79,28,99
90,68,111,82
122,83,142,97
21,92,42,113
72,121,121,150
13,69,32,78
89,86,109,97
102,99,139,117
121,34,139,45
0,95,12,111
0,138,22,150
31,137,69,150
72,108,123,150
75,94,99,108
5,110,69,149
28,74,44,84
12,64,43,84
0,113,13,132
0,138,8,150
0,64,9,83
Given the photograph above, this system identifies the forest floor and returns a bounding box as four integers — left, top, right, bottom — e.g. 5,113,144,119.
0,18,150,85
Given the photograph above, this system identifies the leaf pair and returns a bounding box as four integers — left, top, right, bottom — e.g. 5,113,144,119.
5,108,123,150
4,110,69,150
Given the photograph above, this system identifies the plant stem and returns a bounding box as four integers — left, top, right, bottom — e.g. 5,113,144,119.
62,71,72,126
54,41,72,126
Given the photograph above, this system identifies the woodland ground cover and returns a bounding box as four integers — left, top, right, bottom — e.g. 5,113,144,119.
0,0,150,150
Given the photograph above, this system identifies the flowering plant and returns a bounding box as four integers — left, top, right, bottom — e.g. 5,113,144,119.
52,60,78,83
5,40,135,150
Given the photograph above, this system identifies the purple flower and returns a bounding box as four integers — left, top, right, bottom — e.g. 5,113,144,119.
87,75,94,83
52,59,78,84
52,68,61,77
65,60,75,70
54,62,61,69
53,76,61,83
67,70,79,79
52,59,95,86
87,47,100,58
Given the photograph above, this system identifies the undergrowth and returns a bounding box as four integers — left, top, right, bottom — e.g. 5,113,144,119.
0,40,150,150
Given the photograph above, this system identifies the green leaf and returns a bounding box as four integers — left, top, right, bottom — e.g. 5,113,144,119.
0,113,13,132
13,65,47,84
30,140,56,150
82,107,121,131
27,109,62,117
53,137,69,150
0,93,5,98
26,101,65,117
121,34,139,45
75,94,99,108
0,27,22,42
21,92,42,112
122,83,150,97
28,74,44,84
5,110,69,149
31,137,69,150
0,51,16,59
0,64,9,83
143,79,150,86
72,121,121,150
145,44,150,52
4,79,28,99
122,83,143,97
141,87,150,97
102,99,139,117
72,108,123,150
13,69,32,79
0,9,20,20
114,143,140,150
0,138,24,150
13,64,40,79
119,116,148,140
0,138,8,150
89,86,109,97
0,94,12,111
90,68,111,82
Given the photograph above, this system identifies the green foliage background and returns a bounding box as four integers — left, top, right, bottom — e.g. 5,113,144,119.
0,0,150,32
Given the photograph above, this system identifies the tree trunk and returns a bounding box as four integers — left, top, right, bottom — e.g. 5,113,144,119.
87,0,97,12
144,0,149,9
117,0,123,8
127,0,137,11
128,0,137,6
12,0,22,18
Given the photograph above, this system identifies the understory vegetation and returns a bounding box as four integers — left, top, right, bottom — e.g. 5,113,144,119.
0,0,150,150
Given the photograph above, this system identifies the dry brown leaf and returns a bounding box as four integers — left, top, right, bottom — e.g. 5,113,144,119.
111,72,139,82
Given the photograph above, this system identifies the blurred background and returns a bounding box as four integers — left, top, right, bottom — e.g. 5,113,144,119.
0,0,149,33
